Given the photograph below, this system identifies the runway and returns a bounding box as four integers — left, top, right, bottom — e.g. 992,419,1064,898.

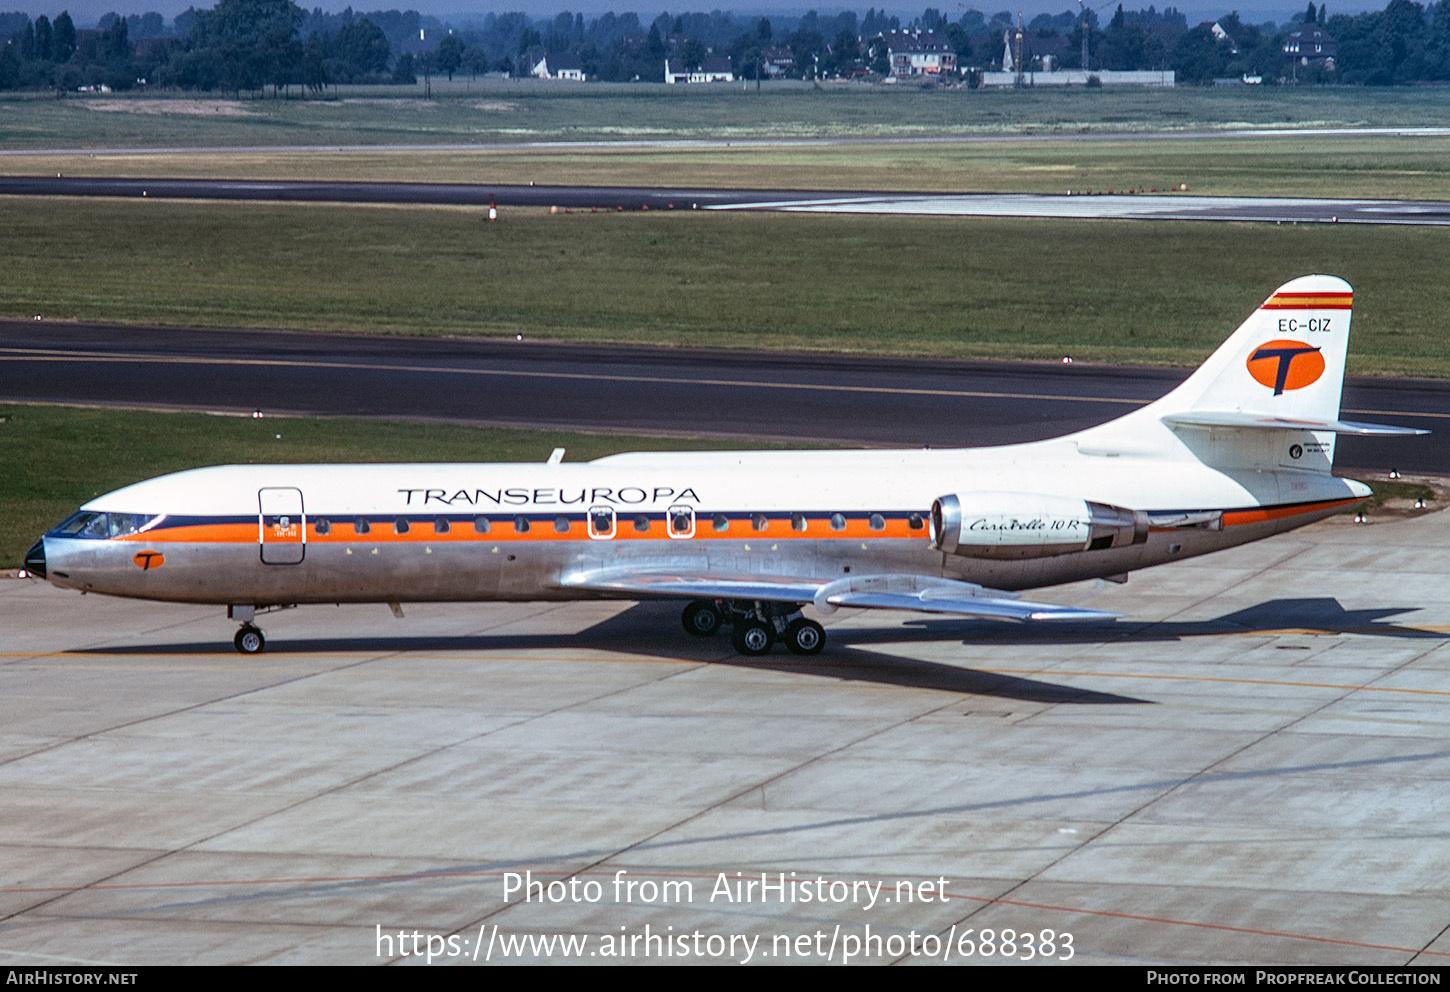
1,320,1444,473
5,176,1450,226
1,501,1447,964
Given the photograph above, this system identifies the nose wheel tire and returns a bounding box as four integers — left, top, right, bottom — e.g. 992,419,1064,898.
681,600,723,637
784,618,826,655
731,618,775,656
234,625,266,654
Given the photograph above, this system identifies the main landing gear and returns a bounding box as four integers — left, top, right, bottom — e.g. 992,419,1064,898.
681,599,825,657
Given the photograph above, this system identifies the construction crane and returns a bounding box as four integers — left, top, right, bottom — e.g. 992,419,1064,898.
960,6,1025,85
1079,0,1122,72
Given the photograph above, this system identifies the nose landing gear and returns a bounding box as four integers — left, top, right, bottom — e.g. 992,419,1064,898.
681,599,826,656
234,624,266,654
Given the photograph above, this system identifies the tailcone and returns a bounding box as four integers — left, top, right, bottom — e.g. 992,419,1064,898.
23,539,46,580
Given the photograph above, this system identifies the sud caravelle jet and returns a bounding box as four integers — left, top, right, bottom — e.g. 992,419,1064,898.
25,275,1425,656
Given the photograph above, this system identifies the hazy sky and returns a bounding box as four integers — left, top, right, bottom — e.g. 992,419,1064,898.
16,0,1384,31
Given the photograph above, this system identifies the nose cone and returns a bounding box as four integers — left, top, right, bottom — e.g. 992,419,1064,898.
24,539,46,579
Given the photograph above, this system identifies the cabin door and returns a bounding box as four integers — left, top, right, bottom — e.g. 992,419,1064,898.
258,487,306,565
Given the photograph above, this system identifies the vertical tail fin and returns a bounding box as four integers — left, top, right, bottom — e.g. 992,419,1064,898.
1073,276,1423,468
1151,274,1352,425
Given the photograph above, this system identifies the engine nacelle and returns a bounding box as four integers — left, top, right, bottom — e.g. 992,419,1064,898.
930,491,1149,560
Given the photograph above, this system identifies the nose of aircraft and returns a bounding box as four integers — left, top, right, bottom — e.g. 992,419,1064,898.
24,539,46,579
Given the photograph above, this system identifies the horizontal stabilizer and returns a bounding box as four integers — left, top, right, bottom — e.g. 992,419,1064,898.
1163,412,1428,436
561,569,1118,623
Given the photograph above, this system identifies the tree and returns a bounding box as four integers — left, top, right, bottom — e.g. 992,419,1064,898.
391,51,416,84
680,36,705,69
335,17,389,77
34,14,52,62
436,33,464,79
53,11,77,63
302,33,326,91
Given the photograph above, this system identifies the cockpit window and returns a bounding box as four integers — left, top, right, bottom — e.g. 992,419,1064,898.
53,512,106,537
108,513,154,537
50,512,159,539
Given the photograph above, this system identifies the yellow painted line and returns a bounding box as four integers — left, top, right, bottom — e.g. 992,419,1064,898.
1342,406,1450,420
7,347,1447,421
982,666,1450,697
10,646,1450,697
0,348,1145,406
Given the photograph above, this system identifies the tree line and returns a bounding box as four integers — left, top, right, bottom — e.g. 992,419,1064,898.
4,0,1450,92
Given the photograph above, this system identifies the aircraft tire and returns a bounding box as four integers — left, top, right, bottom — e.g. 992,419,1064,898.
784,618,825,655
731,618,774,656
681,600,722,637
234,625,266,654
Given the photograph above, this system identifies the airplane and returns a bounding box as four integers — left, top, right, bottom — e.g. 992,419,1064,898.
24,275,1426,657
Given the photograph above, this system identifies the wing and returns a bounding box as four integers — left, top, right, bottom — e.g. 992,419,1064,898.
559,568,1118,623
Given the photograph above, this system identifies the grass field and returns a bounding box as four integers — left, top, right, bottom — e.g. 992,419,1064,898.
7,85,1450,199
0,404,787,568
11,132,1450,200
3,196,1448,375
7,83,1450,149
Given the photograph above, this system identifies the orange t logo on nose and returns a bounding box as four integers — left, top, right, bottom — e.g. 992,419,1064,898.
1247,340,1325,395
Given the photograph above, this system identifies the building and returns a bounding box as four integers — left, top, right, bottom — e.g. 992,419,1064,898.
979,69,1175,87
532,52,584,80
665,55,734,84
762,46,796,78
881,30,956,77
1282,24,1336,66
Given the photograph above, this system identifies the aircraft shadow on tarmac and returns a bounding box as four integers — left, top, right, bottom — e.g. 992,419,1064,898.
882,596,1444,645
75,597,1439,704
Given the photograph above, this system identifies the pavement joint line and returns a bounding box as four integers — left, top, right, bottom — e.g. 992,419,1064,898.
535,672,974,941
6,655,1450,696
0,647,422,923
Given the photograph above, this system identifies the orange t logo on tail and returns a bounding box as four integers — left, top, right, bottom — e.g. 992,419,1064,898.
1246,340,1325,395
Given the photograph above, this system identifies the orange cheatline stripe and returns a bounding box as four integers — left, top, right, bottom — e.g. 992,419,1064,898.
1221,497,1361,527
111,516,928,545
1260,292,1352,310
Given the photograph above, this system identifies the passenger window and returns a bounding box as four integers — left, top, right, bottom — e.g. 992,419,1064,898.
712,514,729,532
829,513,847,531
514,516,531,534
752,514,769,532
435,518,450,534
394,518,410,534
908,513,925,530
869,513,885,531
315,518,331,535
473,516,490,534
633,515,651,533
355,518,371,535
554,516,571,534
791,513,808,532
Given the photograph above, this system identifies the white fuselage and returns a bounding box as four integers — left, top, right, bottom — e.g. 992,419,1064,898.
39,438,1363,608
